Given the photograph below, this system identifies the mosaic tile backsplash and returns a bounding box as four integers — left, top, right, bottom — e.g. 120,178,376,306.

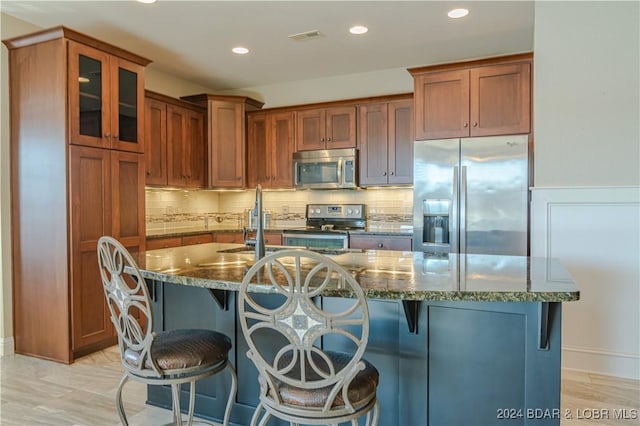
146,188,413,232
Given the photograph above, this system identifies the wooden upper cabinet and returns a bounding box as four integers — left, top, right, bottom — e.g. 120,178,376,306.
247,111,295,188
358,98,413,186
410,54,532,140
181,94,264,189
414,69,469,140
68,40,145,153
144,97,167,185
145,91,205,188
470,62,531,136
296,106,356,151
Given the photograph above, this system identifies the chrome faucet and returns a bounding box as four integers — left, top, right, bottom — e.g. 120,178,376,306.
243,184,265,260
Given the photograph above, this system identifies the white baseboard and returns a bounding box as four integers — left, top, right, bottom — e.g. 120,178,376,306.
563,345,640,380
0,336,14,357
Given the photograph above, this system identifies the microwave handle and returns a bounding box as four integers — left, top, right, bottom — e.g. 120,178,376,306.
293,161,299,186
337,158,343,185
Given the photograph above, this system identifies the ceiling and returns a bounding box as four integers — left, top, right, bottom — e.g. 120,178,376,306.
2,1,534,91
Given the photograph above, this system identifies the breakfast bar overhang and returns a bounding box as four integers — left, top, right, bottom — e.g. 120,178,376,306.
133,243,579,426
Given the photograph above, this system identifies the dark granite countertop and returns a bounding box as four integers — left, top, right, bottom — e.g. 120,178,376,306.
146,225,413,239
132,243,579,302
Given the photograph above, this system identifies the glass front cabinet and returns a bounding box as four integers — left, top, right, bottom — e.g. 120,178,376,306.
68,40,145,153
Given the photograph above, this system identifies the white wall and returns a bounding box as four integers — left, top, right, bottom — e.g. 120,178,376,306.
531,1,640,379
534,1,639,187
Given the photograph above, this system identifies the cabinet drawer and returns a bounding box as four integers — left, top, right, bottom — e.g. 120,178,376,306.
182,233,213,246
349,235,412,251
215,232,244,244
146,237,182,250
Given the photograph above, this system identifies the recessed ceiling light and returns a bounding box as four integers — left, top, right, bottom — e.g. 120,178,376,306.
448,8,469,19
232,46,249,55
349,25,369,35
137,0,157,4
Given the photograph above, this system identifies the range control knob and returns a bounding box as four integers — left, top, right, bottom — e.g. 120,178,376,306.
314,209,321,214
347,209,353,215
354,209,360,215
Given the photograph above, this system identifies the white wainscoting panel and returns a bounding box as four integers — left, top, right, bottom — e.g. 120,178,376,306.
531,187,640,379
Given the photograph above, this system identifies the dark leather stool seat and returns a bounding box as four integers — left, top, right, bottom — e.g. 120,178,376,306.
273,350,379,410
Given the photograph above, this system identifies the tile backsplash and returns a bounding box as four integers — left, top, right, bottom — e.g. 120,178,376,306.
146,187,413,232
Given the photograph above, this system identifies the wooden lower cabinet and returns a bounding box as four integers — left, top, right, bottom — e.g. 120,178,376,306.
69,146,145,357
349,234,412,251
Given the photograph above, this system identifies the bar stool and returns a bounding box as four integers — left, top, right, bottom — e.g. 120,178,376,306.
97,236,237,426
238,249,380,425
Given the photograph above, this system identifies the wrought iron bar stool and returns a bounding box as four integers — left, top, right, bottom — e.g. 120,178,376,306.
238,249,380,425
97,236,237,426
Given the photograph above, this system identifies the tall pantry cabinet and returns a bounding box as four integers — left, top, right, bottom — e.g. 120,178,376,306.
3,27,150,363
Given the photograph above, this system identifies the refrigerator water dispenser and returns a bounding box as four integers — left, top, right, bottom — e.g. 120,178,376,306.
422,199,450,246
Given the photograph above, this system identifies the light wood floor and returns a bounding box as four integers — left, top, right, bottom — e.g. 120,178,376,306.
1,346,638,425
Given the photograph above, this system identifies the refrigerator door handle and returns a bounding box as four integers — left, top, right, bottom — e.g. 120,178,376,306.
460,165,467,254
451,166,459,253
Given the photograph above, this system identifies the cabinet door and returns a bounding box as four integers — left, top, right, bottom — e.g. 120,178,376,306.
69,146,114,353
111,151,145,249
247,113,270,187
209,100,245,188
388,100,414,185
185,109,206,188
414,70,470,140
68,41,111,149
295,109,325,151
470,62,531,136
166,104,189,187
270,112,295,188
110,57,145,153
358,103,389,186
144,98,167,185
325,106,356,149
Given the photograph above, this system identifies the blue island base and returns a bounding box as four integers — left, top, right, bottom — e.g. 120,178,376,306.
146,280,562,426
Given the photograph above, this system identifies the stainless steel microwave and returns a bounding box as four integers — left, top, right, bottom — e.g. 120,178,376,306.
293,148,358,189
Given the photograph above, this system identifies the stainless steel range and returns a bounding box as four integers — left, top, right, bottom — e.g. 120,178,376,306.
282,204,366,249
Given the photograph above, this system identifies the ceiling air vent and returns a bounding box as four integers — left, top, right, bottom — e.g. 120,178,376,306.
288,30,323,41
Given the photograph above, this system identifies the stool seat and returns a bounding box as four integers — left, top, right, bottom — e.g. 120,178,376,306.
124,329,232,373
273,350,379,410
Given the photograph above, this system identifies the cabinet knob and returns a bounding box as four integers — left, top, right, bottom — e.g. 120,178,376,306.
463,123,468,128
320,137,325,142
146,171,151,176
104,132,111,138
390,171,395,176
377,243,384,248
383,172,387,176
113,134,119,139
473,122,478,127
327,137,332,142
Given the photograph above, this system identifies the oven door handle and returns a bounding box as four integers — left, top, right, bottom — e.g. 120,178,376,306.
282,233,348,240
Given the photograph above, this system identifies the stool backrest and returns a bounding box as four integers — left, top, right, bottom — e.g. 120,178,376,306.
97,236,160,377
238,249,370,415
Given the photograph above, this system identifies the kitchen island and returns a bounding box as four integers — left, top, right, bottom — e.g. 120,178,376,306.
132,243,579,426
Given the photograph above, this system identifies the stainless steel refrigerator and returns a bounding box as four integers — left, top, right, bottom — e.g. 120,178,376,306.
413,134,529,256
